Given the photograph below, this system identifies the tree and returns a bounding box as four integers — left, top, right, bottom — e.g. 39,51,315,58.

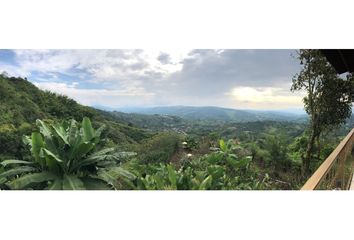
0,71,9,78
291,50,354,176
262,133,290,172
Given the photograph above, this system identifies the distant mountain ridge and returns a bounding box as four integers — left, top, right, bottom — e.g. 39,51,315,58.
114,105,307,122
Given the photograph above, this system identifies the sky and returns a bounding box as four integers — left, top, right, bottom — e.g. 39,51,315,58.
0,49,305,110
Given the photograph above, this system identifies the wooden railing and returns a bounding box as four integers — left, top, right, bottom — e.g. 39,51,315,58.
301,128,354,190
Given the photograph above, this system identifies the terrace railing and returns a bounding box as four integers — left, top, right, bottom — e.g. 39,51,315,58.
301,128,354,190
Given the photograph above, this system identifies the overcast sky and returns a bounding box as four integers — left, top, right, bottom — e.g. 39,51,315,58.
0,49,305,110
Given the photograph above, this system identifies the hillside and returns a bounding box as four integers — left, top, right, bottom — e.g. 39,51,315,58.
121,105,307,122
0,75,347,191
0,75,151,158
102,111,187,131
0,76,96,124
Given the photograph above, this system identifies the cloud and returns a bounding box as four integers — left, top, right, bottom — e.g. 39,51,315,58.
0,63,30,77
12,49,190,82
228,87,305,109
33,81,156,107
141,49,302,108
165,49,300,91
2,49,303,109
157,53,172,64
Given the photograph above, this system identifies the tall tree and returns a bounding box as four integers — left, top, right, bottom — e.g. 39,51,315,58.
291,49,354,176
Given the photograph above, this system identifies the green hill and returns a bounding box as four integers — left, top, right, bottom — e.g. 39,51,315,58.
128,106,306,122
0,74,151,159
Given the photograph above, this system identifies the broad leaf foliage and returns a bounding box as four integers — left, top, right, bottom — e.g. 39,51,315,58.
0,118,135,190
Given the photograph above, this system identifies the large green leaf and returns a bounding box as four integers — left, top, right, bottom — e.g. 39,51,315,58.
62,175,85,190
226,156,250,169
95,125,105,138
98,167,136,188
0,178,6,185
36,120,52,138
7,172,57,190
42,148,63,173
207,165,225,179
22,135,31,146
0,159,34,167
167,165,177,189
219,139,227,152
42,148,63,163
72,148,120,170
109,167,136,180
72,142,95,160
82,117,95,142
226,156,239,168
199,175,213,190
206,152,223,164
90,148,116,158
68,119,78,146
68,133,83,160
0,166,36,179
36,120,60,156
31,132,44,166
47,179,63,190
97,170,115,184
235,158,251,169
52,124,69,145
82,177,112,190
152,175,164,189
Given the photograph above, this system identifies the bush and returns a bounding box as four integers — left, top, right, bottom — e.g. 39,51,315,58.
139,132,181,164
0,118,136,190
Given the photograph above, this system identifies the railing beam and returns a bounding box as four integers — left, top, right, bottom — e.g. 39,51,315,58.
301,128,354,190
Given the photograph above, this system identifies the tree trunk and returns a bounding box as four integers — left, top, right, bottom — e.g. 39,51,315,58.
316,135,321,161
303,128,316,177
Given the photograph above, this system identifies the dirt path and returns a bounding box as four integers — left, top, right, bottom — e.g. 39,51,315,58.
170,147,185,166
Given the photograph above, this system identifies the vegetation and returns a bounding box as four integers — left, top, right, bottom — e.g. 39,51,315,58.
1,62,353,190
124,139,271,190
0,74,152,160
291,50,354,175
128,106,304,122
0,118,136,190
0,116,274,190
138,132,181,164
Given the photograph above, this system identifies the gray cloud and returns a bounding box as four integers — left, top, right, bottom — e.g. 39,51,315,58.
140,49,301,107
6,49,303,109
157,53,172,64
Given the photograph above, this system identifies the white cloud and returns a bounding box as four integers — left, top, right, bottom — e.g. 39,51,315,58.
34,81,156,107
14,50,80,73
228,87,304,109
13,49,191,82
0,63,30,77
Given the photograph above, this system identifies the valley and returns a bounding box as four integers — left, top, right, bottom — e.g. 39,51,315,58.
0,74,350,189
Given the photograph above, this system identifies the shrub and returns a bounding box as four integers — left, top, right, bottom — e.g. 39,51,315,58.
139,132,181,164
0,118,136,190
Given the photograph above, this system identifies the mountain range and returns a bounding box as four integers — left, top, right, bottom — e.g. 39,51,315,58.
109,106,308,122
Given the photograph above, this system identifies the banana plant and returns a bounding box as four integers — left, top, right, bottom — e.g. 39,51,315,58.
0,117,136,190
135,163,215,190
219,139,251,170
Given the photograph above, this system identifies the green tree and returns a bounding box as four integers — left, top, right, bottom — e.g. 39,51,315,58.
291,50,354,176
263,134,290,172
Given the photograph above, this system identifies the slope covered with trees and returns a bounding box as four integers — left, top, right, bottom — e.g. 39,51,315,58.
0,75,151,159
123,105,307,122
